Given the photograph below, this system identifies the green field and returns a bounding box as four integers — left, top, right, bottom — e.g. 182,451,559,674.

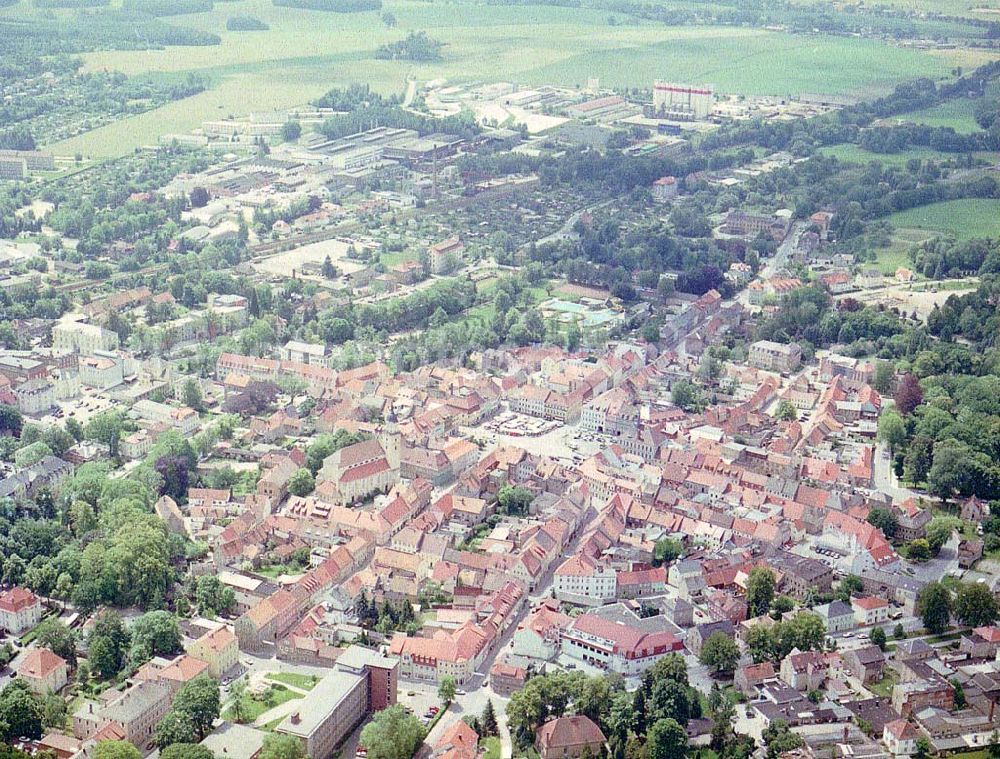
887,199,1000,239
791,0,1000,19
820,143,980,166
893,98,982,133
874,241,918,276
3,0,970,159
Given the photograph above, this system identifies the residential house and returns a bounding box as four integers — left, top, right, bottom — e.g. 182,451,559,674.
536,716,606,759
16,649,68,695
0,587,42,634
843,645,886,684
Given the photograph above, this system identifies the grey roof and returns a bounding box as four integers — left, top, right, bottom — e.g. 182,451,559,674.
201,722,268,759
814,600,853,619
276,669,363,738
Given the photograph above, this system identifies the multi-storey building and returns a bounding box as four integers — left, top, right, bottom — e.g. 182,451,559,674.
749,340,803,374
0,587,42,634
52,322,120,355
553,554,617,605
276,647,398,759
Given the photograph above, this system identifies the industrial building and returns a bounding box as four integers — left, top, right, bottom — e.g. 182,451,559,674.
652,82,714,120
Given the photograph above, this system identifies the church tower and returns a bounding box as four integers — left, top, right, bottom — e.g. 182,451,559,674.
380,408,401,471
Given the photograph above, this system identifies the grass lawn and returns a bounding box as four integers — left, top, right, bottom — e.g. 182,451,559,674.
18,0,961,159
265,672,320,691
887,199,1000,240
893,98,982,133
381,249,419,267
223,683,302,723
482,737,501,759
874,240,918,276
868,668,898,698
255,563,304,579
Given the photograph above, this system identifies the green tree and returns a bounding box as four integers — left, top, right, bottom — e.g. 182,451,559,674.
359,704,427,759
282,121,302,142
85,410,125,458
904,435,933,484
575,675,613,729
0,404,23,436
929,439,983,501
699,631,740,674
172,675,220,740
41,425,74,456
775,399,798,422
93,743,142,759
131,611,182,659
671,380,701,411
908,539,932,562
874,360,894,394
955,582,999,627
0,681,43,742
915,737,931,759
838,575,863,602
181,379,204,412
867,507,899,540
88,610,130,680
497,485,533,516
763,720,804,759
746,567,776,617
287,468,315,497
260,734,307,759
870,626,887,651
195,575,236,616
161,745,215,759
917,581,953,634
877,410,907,453
926,518,956,555
42,691,67,729
34,618,76,664
653,539,683,567
481,700,498,737
439,675,457,704
954,680,967,709
65,416,84,442
155,709,197,749
647,718,687,759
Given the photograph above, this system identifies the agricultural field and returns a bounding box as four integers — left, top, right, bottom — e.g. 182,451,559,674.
797,0,1000,18
15,0,972,159
892,98,982,133
819,143,996,166
887,199,1000,240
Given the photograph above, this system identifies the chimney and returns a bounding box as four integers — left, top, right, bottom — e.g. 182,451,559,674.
291,712,301,725
990,698,995,722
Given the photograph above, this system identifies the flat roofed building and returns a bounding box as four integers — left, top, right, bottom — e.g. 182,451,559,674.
276,646,398,759
200,722,268,758
276,669,369,759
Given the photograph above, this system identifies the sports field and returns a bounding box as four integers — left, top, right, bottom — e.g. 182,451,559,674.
887,199,1000,240
12,0,974,158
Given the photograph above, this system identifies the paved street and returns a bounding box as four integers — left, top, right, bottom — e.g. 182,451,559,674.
873,441,919,503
